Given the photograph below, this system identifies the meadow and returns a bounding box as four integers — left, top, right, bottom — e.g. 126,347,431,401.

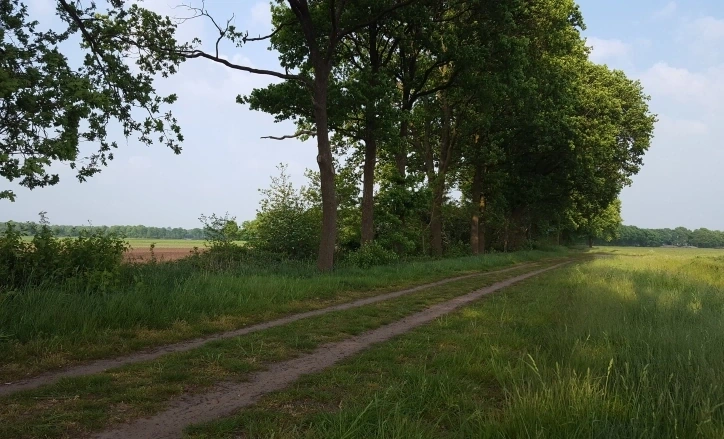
180,247,724,439
0,247,567,381
2,247,723,438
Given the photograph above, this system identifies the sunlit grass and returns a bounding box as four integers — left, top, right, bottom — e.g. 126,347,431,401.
185,248,724,439
0,249,569,381
0,262,560,439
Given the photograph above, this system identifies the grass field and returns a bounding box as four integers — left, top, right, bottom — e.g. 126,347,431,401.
3,247,723,438
0,261,563,439
176,247,724,438
0,248,567,382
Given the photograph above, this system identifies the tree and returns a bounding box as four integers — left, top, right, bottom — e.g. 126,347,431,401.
0,0,183,201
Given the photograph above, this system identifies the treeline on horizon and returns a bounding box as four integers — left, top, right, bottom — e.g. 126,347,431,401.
5,220,724,250
600,225,724,249
0,222,205,240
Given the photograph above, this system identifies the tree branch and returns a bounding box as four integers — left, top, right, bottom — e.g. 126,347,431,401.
182,49,311,86
261,130,316,140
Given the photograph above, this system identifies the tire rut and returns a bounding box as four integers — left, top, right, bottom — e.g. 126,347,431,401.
1,262,540,397
94,262,569,439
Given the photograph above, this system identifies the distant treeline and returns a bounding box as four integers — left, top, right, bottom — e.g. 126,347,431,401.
600,225,724,248
0,222,205,240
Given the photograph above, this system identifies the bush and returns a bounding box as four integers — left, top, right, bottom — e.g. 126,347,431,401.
253,164,321,260
347,241,399,268
0,219,128,292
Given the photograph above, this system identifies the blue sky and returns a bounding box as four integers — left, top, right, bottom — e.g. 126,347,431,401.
1,0,723,230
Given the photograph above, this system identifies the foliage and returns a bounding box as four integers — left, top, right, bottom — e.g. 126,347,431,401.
602,225,724,248
346,241,399,268
0,0,183,201
0,222,206,240
1,0,657,264
0,215,128,292
253,164,321,260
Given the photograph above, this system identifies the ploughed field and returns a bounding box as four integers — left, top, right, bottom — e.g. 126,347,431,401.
124,239,205,262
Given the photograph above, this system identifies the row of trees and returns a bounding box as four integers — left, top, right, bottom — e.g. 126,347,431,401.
2,0,656,269
0,222,204,240
602,225,724,249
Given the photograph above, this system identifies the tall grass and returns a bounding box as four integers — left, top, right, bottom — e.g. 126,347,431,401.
185,248,724,439
0,248,569,378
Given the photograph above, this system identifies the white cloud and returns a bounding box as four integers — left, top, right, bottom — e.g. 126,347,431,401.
692,16,724,41
678,16,724,63
639,62,724,110
653,1,677,20
586,37,632,64
251,2,272,26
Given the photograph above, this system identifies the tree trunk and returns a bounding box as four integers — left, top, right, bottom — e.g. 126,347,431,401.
313,70,337,271
469,164,482,255
478,210,486,254
360,133,376,245
588,235,593,248
430,182,444,257
361,25,380,247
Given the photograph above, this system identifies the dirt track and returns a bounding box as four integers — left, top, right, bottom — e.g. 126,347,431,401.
93,262,568,439
0,263,537,397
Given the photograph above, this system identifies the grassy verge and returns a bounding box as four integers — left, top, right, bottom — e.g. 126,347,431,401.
184,248,724,439
0,249,569,381
0,261,568,439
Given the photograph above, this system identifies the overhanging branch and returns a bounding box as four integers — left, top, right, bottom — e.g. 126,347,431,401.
261,130,316,140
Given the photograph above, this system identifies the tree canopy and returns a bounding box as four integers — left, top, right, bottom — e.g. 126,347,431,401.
1,0,658,267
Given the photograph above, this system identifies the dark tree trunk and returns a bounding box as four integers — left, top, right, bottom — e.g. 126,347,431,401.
588,235,593,248
395,119,409,179
478,211,486,254
360,26,381,246
430,182,444,257
470,163,482,255
360,133,376,245
312,69,337,271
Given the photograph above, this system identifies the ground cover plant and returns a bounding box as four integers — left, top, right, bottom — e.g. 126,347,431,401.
180,248,724,439
0,260,570,439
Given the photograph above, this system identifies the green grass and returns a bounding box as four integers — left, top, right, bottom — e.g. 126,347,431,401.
0,249,569,381
0,261,564,439
183,247,724,439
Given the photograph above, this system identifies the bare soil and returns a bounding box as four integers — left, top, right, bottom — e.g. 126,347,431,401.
93,262,568,439
0,263,536,397
124,247,199,263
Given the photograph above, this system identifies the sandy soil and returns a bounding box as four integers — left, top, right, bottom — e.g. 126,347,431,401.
124,247,199,262
0,263,537,397
93,262,568,439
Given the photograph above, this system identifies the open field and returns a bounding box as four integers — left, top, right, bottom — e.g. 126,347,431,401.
2,247,723,438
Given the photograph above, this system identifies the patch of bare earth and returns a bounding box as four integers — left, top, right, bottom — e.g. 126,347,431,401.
124,247,200,263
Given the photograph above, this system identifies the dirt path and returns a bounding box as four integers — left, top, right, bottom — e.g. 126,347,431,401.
94,262,568,439
0,262,539,397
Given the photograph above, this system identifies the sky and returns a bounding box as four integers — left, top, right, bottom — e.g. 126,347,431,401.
1,0,723,230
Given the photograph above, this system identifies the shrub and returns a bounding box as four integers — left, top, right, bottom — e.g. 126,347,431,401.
0,218,128,292
347,241,399,268
254,164,321,260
